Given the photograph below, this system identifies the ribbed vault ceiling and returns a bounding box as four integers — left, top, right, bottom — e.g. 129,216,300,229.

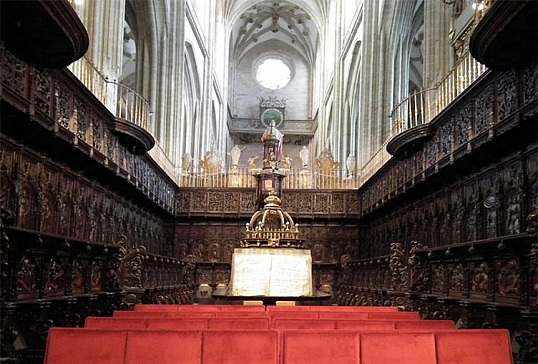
227,0,325,65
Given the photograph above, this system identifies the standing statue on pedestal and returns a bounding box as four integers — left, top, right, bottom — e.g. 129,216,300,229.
228,145,246,167
300,146,309,168
346,154,356,178
182,153,192,173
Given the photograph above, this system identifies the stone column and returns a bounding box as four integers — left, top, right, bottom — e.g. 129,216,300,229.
423,1,454,88
358,0,381,166
77,1,125,82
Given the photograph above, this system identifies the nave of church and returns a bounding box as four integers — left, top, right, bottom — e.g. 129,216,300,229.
0,0,536,363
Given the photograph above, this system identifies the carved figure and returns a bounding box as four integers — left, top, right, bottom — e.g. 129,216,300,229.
433,265,445,291
346,154,356,177
498,259,519,295
264,152,278,170
316,148,340,174
282,154,293,169
389,242,408,290
46,259,64,291
507,194,520,234
440,212,451,244
122,246,146,289
450,264,464,291
182,153,192,172
467,200,477,241
194,243,205,260
248,156,258,170
200,149,221,174
453,203,463,244
471,262,489,292
299,146,309,167
227,145,245,167
486,208,497,238
313,243,323,263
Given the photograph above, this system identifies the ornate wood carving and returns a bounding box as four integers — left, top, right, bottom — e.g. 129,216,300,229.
1,49,176,214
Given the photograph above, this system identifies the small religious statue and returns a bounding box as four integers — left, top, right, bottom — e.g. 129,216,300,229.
486,208,497,238
299,146,309,168
282,154,293,169
316,148,340,175
507,194,520,234
264,151,278,171
227,145,245,167
200,148,220,174
346,154,356,178
248,156,258,170
182,153,192,172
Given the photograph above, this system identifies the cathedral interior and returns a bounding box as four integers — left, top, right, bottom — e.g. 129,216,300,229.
0,0,537,362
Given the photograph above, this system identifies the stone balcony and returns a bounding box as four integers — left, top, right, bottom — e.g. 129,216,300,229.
228,115,317,145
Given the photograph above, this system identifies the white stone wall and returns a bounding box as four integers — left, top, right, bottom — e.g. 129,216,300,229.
232,41,311,121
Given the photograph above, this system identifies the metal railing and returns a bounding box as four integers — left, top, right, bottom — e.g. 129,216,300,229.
390,51,487,137
180,167,359,190
68,57,152,133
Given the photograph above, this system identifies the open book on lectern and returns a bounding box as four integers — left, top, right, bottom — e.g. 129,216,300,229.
229,248,313,297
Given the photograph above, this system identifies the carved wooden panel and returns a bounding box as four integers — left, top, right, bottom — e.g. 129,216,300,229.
475,85,494,137
175,221,359,264
33,68,53,119
1,49,176,213
177,188,359,218
0,138,168,255
439,122,454,165
494,256,520,304
523,62,538,106
496,69,518,123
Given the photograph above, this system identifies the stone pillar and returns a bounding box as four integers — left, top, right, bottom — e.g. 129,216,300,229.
71,1,125,115
331,0,345,165
358,0,381,166
137,0,186,166
77,1,125,82
423,1,454,88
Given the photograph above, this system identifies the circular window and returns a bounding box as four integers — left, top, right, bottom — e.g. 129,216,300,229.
255,58,291,90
